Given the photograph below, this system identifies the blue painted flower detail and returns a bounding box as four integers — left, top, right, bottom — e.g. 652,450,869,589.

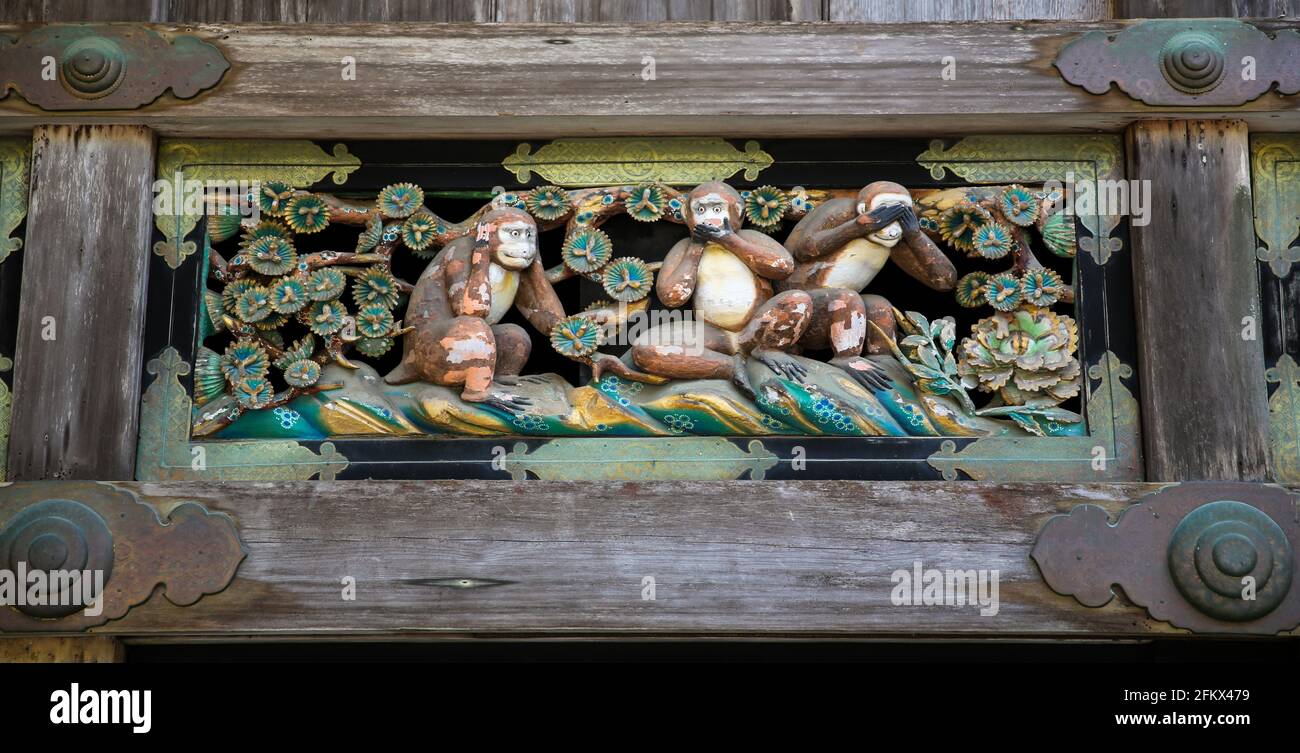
744,185,788,230
524,185,572,221
307,300,347,336
984,272,1023,312
235,285,274,323
1020,268,1064,308
625,185,666,222
357,336,394,358
561,228,613,274
352,268,401,309
955,271,992,308
247,235,298,276
377,182,424,218
258,181,295,215
284,194,330,234
662,414,696,434
550,314,603,359
283,358,321,388
511,414,549,432
273,406,301,429
306,268,346,301
270,277,309,314
602,257,653,302
998,184,1040,227
356,303,395,339
221,338,270,386
938,203,991,253
401,211,439,255
972,222,1014,260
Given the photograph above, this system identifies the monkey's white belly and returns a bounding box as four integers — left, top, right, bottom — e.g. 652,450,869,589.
486,263,519,325
822,238,891,291
695,243,758,331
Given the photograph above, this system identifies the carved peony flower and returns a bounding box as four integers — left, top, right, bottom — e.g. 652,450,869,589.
957,306,1082,405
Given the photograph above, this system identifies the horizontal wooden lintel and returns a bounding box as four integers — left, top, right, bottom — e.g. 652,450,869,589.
5,479,1292,639
1,21,1299,138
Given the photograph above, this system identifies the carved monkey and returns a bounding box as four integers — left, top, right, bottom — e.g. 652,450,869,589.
629,181,813,399
779,181,957,390
384,207,569,413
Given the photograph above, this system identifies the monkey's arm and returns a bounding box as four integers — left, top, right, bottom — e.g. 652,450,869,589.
514,260,567,334
655,238,704,308
790,202,906,261
717,229,795,280
448,224,495,317
890,220,958,291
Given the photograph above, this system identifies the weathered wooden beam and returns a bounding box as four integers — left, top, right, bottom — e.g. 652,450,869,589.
7,125,155,480
1126,120,1271,481
2,21,1299,139
0,479,1256,638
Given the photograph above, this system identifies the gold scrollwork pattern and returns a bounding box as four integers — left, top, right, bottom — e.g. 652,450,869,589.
916,135,1125,265
1266,354,1300,483
136,348,348,481
1250,134,1300,278
0,137,30,481
153,139,361,268
503,438,778,480
502,138,773,186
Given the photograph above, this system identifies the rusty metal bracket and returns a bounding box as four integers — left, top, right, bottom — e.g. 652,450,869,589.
1055,19,1300,106
1032,482,1300,635
0,24,228,111
0,481,245,632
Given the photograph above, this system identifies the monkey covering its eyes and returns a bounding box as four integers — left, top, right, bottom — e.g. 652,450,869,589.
778,180,957,392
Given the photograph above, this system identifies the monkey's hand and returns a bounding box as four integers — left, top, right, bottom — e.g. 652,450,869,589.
589,353,670,384
897,205,920,235
691,220,731,243
830,355,893,393
475,221,498,244
856,203,907,230
751,347,809,384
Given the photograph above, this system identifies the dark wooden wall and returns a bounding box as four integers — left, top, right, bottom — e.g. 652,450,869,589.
2,0,1296,22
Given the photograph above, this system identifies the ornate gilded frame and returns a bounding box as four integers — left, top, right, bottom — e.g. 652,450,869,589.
135,135,1142,482
1251,134,1300,483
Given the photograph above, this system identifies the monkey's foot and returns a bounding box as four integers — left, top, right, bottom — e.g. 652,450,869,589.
830,355,893,393
470,391,534,416
751,348,809,384
589,353,670,385
729,353,758,400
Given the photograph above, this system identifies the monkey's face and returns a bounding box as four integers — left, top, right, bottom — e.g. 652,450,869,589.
856,190,912,248
689,193,733,234
493,220,537,270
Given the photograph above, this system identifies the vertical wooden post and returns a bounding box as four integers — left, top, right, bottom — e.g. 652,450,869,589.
7,125,155,480
1126,120,1270,481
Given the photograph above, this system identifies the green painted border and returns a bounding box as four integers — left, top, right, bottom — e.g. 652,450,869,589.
1250,135,1300,483
1250,134,1300,278
0,136,31,482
